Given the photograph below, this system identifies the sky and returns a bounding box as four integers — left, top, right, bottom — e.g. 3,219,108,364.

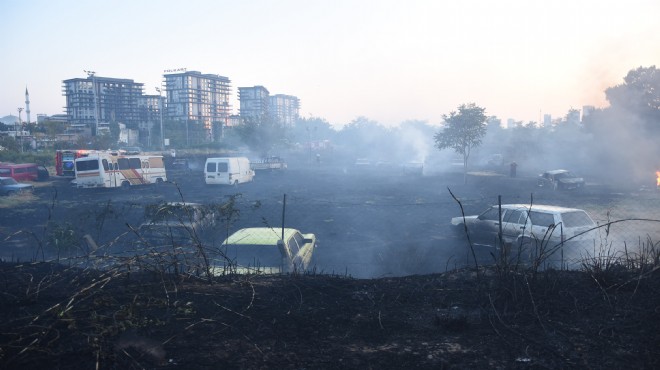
1,0,659,128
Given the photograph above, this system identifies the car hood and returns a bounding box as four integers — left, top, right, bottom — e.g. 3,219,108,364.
451,215,478,226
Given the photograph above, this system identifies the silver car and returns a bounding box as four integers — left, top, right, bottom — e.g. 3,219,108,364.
451,204,599,268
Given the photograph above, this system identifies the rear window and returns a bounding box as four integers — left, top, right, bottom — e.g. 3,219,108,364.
76,159,99,172
528,211,555,227
0,168,10,176
560,211,595,228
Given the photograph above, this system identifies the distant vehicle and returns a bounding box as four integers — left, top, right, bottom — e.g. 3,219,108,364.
216,227,316,274
74,153,167,189
55,149,99,177
538,169,585,190
119,146,142,155
169,158,192,173
137,202,216,247
451,204,598,268
0,176,33,196
250,156,287,171
402,161,424,175
485,154,504,167
0,162,39,182
354,158,371,167
205,157,254,185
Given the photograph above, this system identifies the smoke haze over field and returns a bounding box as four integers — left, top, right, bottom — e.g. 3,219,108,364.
2,1,660,126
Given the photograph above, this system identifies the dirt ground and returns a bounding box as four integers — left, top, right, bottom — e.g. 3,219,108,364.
1,156,659,368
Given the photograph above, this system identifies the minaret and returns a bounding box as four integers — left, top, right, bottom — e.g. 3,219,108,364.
25,87,31,124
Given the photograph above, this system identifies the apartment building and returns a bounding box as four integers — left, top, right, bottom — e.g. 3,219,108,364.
163,70,232,140
238,85,270,120
270,94,300,127
62,76,144,135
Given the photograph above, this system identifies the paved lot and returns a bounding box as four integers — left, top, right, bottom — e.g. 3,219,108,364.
1,160,659,278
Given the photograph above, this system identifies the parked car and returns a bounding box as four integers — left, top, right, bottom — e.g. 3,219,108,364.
123,202,218,273
169,158,192,173
484,154,504,167
0,176,34,196
538,169,585,190
136,202,217,247
451,204,599,268
250,156,288,171
215,227,316,275
119,146,142,155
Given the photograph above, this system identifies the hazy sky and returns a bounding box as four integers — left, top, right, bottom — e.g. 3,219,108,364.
1,0,659,127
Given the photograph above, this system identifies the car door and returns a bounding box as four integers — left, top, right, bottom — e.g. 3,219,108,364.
528,211,558,244
472,207,502,245
501,208,526,244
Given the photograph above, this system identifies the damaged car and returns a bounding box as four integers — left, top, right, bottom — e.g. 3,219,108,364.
451,204,599,269
538,169,585,190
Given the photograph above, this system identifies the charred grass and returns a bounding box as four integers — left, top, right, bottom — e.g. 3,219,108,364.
0,239,659,369
1,179,659,368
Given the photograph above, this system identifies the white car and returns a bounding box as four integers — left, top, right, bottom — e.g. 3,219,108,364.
451,204,599,268
215,227,316,275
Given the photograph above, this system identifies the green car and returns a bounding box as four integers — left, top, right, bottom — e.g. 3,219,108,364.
215,227,316,275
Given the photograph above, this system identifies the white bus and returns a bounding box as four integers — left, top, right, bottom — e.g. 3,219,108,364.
74,153,167,189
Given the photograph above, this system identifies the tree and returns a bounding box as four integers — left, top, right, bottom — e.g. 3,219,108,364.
233,114,285,156
605,65,660,130
434,103,487,183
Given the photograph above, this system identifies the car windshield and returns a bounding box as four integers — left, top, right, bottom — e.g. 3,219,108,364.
554,172,573,179
1,178,17,185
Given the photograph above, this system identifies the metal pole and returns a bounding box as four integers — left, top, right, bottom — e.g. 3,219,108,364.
281,194,286,241
17,108,23,153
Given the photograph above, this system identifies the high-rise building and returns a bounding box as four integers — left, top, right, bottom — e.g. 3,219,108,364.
238,86,270,120
269,94,300,127
163,70,232,140
62,76,144,135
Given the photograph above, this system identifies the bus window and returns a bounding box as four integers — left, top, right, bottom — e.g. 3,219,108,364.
129,158,141,169
118,158,130,170
102,159,109,171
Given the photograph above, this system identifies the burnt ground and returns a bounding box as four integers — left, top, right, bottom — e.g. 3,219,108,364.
0,156,659,368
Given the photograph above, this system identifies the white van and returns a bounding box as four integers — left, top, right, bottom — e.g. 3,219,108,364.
205,157,255,185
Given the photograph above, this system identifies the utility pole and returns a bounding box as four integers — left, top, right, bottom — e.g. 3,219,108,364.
155,87,165,150
84,70,99,136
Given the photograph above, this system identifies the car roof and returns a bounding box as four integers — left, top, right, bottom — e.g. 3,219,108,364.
499,204,586,213
223,228,301,245
544,169,569,175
